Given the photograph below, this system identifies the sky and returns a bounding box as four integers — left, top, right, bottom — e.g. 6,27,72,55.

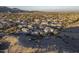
8,6,79,12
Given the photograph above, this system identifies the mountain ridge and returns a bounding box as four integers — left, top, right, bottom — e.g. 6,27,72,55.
0,6,25,13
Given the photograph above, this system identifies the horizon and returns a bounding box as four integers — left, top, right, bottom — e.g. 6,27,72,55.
8,6,79,12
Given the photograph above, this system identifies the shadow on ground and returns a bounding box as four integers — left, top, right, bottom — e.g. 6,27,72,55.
1,27,79,53
0,42,10,53
17,27,79,53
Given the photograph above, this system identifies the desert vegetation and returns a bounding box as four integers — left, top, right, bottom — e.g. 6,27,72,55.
0,10,79,53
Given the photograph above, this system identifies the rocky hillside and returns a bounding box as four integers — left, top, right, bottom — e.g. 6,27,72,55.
0,12,79,53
